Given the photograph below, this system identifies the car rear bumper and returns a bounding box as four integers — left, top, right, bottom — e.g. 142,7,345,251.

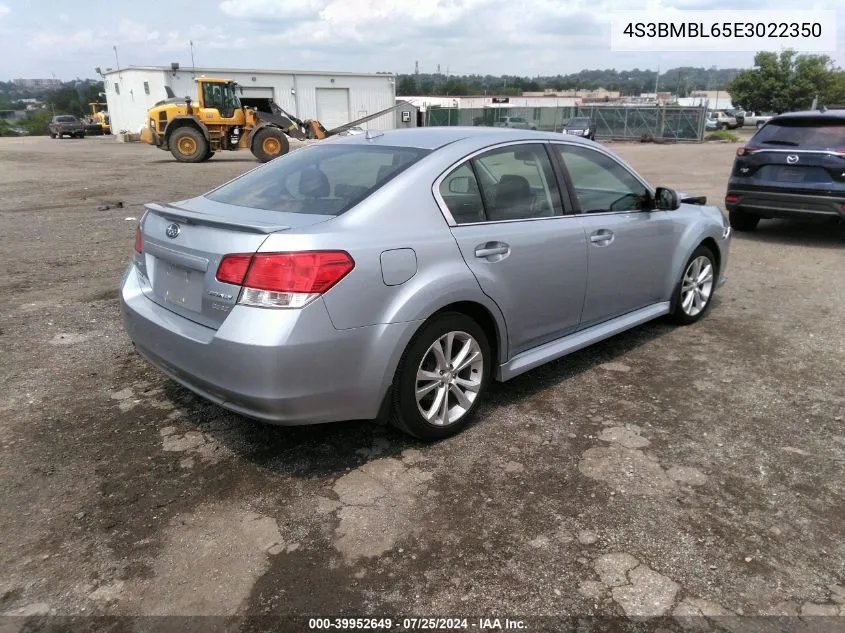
726,187,845,221
119,264,412,425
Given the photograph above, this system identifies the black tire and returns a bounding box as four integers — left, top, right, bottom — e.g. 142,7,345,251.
669,245,717,325
718,123,727,131
168,126,208,163
729,209,760,232
201,147,215,161
390,312,491,441
251,127,289,162
50,132,57,139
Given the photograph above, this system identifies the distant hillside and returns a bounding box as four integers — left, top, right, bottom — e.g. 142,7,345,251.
396,67,741,97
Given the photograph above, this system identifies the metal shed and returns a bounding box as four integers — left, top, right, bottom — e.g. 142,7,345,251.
101,65,397,135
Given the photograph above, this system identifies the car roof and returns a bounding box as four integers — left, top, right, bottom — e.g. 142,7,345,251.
769,109,845,122
323,126,593,150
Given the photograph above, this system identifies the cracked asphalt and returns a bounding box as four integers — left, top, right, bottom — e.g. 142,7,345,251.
0,134,844,632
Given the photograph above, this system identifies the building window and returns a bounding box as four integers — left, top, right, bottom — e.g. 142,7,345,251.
143,82,150,95
114,82,120,95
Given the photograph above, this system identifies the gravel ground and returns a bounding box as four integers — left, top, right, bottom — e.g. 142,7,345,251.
0,134,843,632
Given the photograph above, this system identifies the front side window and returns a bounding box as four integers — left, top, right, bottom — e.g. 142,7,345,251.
554,144,649,213
206,144,429,215
439,143,564,224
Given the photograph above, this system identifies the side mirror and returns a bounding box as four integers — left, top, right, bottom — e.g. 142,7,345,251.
448,176,472,194
654,187,680,211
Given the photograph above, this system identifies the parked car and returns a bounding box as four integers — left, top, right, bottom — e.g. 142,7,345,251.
725,109,845,231
493,116,537,130
562,117,596,140
49,115,86,139
706,111,739,130
739,111,774,128
725,109,745,126
120,127,731,440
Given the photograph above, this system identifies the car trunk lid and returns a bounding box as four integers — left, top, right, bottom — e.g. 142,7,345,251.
135,197,333,329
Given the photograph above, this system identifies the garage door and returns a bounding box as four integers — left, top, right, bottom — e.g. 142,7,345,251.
316,88,350,130
239,86,274,99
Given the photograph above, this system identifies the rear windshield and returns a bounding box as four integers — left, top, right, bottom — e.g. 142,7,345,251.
752,118,845,149
56,116,77,122
206,143,430,215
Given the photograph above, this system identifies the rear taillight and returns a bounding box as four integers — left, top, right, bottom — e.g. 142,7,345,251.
216,251,355,309
725,194,740,204
215,254,252,285
134,225,143,253
736,146,757,156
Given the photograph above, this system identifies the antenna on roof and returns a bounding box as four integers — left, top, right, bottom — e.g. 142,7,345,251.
365,129,383,141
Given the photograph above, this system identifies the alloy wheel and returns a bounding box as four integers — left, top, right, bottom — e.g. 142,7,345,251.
680,255,714,317
415,331,484,426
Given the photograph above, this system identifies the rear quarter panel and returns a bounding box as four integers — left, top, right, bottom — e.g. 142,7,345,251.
255,148,510,359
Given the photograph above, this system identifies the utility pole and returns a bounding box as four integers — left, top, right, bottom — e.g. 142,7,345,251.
113,46,120,71
654,65,659,96
190,41,195,68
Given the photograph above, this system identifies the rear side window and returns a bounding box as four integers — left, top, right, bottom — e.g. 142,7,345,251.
206,144,430,215
439,143,564,224
753,118,845,148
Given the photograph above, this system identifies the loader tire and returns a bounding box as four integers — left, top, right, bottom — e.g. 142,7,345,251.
252,127,289,163
169,126,208,163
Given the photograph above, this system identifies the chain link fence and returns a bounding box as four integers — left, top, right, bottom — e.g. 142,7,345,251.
423,105,708,141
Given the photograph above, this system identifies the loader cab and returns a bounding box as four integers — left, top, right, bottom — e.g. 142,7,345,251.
196,78,243,122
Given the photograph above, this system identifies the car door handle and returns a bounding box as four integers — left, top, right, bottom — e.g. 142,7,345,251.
474,243,510,258
589,229,614,245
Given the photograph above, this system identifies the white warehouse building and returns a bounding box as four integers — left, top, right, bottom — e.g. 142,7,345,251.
101,65,397,134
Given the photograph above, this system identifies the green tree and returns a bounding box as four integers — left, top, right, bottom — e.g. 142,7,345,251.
20,111,52,136
825,70,845,106
728,50,835,113
397,76,417,95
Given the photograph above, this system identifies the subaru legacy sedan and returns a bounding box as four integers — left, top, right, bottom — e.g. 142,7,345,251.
120,128,731,440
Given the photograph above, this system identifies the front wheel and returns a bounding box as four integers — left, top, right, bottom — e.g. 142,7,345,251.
251,127,289,162
669,246,717,325
390,313,491,441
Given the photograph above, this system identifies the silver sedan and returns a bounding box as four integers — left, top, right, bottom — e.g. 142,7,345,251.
120,127,731,440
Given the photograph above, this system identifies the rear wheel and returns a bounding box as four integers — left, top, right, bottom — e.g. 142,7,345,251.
169,126,208,163
251,127,289,162
729,209,760,232
201,147,215,161
50,132,57,139
390,312,491,441
669,245,717,325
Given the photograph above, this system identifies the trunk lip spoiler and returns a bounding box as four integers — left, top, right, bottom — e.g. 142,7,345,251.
144,202,292,234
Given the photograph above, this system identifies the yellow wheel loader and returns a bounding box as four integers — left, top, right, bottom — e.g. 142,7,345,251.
140,76,408,163
85,102,110,135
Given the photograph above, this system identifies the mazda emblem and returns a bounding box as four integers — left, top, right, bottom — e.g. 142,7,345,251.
786,155,799,164
165,223,180,239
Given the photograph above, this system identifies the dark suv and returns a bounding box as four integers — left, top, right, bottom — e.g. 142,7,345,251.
562,117,596,140
49,115,86,139
725,110,845,231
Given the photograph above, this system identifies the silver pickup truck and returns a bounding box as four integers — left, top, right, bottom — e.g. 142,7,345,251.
738,111,774,128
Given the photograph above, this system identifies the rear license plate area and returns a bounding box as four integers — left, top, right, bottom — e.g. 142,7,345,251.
777,167,805,183
156,260,202,312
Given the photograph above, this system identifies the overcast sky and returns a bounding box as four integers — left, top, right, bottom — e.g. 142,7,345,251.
0,0,842,80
